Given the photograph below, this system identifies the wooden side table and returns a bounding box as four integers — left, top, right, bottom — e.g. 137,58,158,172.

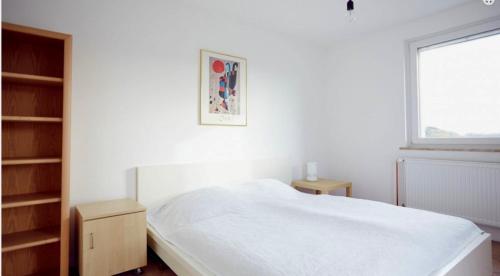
76,199,147,276
292,179,352,196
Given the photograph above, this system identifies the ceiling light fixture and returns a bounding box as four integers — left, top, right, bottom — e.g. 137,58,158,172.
346,0,355,22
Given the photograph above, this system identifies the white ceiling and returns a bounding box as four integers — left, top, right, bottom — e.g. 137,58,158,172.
182,0,473,45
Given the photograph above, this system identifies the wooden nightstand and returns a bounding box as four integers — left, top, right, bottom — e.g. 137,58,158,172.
76,199,147,276
292,179,352,196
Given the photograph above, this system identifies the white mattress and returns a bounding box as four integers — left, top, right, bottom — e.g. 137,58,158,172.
147,179,482,276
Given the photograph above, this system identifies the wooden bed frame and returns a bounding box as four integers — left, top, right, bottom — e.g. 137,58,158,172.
136,159,492,276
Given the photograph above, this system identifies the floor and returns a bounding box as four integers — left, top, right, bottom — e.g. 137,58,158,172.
116,241,500,275
116,249,176,276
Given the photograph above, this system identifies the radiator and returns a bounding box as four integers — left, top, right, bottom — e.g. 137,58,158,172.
397,158,500,228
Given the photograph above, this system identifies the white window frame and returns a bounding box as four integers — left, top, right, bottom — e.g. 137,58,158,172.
405,17,500,148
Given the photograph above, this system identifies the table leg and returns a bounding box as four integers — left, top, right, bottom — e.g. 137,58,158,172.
346,186,352,197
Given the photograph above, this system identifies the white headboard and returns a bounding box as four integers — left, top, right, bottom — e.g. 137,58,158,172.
136,159,291,208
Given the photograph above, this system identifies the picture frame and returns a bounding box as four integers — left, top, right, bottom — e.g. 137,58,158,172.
200,49,247,126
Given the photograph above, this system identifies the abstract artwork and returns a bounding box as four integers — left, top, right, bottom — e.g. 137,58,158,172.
200,50,247,126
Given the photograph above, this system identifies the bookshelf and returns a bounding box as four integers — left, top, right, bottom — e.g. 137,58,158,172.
2,22,71,276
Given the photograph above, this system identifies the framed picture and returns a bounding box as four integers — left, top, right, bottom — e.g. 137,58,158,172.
200,49,247,126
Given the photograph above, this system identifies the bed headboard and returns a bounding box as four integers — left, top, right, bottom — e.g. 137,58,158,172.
136,159,292,208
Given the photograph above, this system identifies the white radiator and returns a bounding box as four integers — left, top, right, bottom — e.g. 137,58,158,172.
397,158,500,228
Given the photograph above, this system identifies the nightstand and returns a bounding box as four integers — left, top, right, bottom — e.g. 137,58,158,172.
292,179,352,196
76,199,147,276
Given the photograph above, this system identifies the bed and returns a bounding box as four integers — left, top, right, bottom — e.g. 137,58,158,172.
136,159,492,276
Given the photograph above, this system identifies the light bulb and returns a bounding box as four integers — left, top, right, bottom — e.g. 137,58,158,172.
346,0,355,22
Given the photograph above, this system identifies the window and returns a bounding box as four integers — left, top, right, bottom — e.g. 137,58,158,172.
406,19,500,147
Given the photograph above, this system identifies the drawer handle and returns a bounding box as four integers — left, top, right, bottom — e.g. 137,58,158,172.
90,233,94,249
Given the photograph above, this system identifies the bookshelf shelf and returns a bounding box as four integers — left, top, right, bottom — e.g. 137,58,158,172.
2,116,63,123
2,227,60,253
2,193,61,209
2,72,63,85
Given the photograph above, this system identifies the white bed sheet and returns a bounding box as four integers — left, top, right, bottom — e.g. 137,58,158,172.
148,179,482,276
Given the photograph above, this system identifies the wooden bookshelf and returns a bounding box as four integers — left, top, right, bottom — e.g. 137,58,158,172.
2,22,71,276
2,72,63,85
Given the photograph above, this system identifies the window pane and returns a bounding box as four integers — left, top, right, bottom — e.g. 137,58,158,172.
418,32,500,139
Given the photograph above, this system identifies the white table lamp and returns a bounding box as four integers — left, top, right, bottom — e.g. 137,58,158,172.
306,162,318,181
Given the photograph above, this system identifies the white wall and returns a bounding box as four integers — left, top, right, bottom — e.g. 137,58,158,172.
2,0,329,201
320,2,500,236
2,0,328,262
